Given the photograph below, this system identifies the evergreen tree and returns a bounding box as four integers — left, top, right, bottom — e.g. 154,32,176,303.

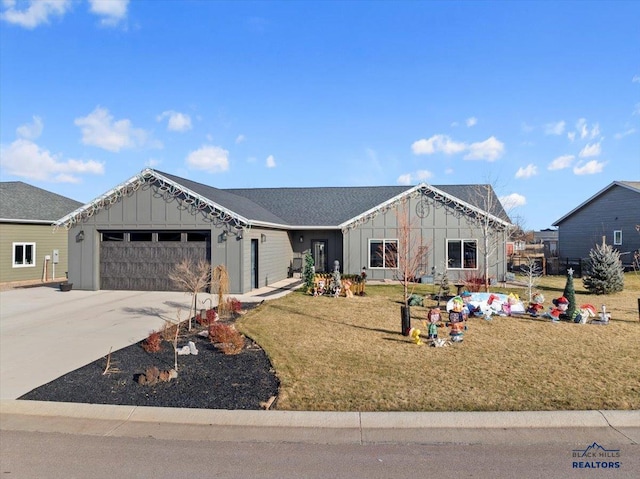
562,268,577,321
583,243,625,294
440,269,451,297
302,251,316,293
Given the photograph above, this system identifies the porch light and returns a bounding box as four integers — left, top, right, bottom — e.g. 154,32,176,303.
261,234,267,243
299,235,304,243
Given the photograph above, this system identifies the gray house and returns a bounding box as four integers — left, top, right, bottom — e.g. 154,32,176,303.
55,169,512,293
0,182,82,285
552,181,640,268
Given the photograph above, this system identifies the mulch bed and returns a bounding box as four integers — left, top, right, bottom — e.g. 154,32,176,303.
19,317,280,410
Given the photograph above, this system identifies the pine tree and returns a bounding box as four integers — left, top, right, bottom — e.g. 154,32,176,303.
302,251,316,292
562,268,577,321
583,243,625,294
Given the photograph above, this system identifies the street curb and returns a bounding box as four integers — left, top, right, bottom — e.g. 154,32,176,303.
2,400,639,445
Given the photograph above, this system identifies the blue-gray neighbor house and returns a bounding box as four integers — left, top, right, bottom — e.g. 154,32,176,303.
552,181,640,268
55,169,513,293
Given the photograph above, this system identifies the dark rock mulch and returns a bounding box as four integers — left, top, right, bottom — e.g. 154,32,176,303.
19,325,280,410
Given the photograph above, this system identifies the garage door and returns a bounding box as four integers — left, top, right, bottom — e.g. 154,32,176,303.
99,231,210,291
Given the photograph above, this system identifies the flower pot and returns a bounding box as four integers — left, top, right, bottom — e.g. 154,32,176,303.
59,282,73,292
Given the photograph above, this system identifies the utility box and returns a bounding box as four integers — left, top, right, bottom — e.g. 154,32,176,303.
52,250,60,264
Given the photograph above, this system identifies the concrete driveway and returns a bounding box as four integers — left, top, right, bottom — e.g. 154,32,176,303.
0,286,194,399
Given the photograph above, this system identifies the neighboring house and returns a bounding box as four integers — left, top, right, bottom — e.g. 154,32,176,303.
0,182,83,285
55,169,512,293
552,181,640,268
534,228,558,258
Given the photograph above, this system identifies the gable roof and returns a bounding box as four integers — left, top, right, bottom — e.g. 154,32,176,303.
552,181,640,226
54,168,512,230
0,181,83,224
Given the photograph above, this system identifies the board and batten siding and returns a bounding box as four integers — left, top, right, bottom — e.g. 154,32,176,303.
241,228,293,292
557,185,640,261
343,195,508,283
67,184,240,291
0,223,69,284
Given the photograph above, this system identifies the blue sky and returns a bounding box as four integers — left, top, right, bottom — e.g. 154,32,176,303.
1,0,638,230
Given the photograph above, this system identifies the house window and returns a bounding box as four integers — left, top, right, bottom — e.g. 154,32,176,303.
613,230,622,245
369,239,398,268
13,242,35,268
447,239,477,269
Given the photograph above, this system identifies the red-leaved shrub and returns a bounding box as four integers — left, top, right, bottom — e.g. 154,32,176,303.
226,297,242,314
142,330,162,353
208,323,245,355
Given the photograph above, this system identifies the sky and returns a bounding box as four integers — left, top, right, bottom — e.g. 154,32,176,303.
1,0,639,231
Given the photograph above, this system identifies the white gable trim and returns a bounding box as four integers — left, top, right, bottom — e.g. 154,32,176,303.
54,169,252,231
339,183,511,232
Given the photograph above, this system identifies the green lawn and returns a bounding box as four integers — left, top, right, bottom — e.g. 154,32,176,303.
237,273,640,412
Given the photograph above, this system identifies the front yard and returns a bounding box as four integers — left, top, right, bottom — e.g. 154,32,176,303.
237,273,640,412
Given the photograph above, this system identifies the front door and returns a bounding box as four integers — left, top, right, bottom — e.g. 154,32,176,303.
251,239,258,289
311,240,328,273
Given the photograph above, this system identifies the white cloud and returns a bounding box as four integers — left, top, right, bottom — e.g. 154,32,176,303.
521,122,534,133
157,110,192,132
413,134,504,161
1,0,71,28
574,160,605,175
186,145,229,173
614,128,636,140
515,164,537,179
548,154,574,171
544,121,565,135
75,107,152,152
88,0,128,26
397,173,412,185
265,155,276,168
634,103,640,116
464,136,505,161
411,134,466,155
576,118,589,139
398,170,433,185
235,134,246,144
632,75,640,83
499,193,526,210
16,115,43,140
567,131,576,142
579,142,601,158
145,158,161,167
466,117,477,127
444,168,454,175
0,138,104,182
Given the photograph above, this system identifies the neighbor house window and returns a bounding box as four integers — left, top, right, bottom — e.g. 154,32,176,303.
613,230,622,245
13,242,35,268
447,239,477,269
369,239,398,268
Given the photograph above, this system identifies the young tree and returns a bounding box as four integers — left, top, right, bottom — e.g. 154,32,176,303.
168,258,211,331
468,182,512,292
520,256,543,303
583,242,625,294
212,264,230,318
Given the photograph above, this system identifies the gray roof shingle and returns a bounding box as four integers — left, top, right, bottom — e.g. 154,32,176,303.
0,182,83,222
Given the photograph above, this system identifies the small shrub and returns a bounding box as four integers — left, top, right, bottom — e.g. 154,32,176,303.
226,297,242,314
196,308,218,326
142,331,162,353
209,323,245,355
160,322,179,342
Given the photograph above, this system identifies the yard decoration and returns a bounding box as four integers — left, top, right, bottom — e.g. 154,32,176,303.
526,292,545,317
425,307,441,339
302,251,316,293
448,297,466,342
543,296,569,321
460,291,482,317
342,279,354,298
590,304,611,325
562,268,578,321
409,327,423,345
576,304,597,324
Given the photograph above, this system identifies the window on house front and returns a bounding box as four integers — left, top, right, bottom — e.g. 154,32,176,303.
13,242,35,268
447,239,477,269
369,239,398,268
613,230,622,245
